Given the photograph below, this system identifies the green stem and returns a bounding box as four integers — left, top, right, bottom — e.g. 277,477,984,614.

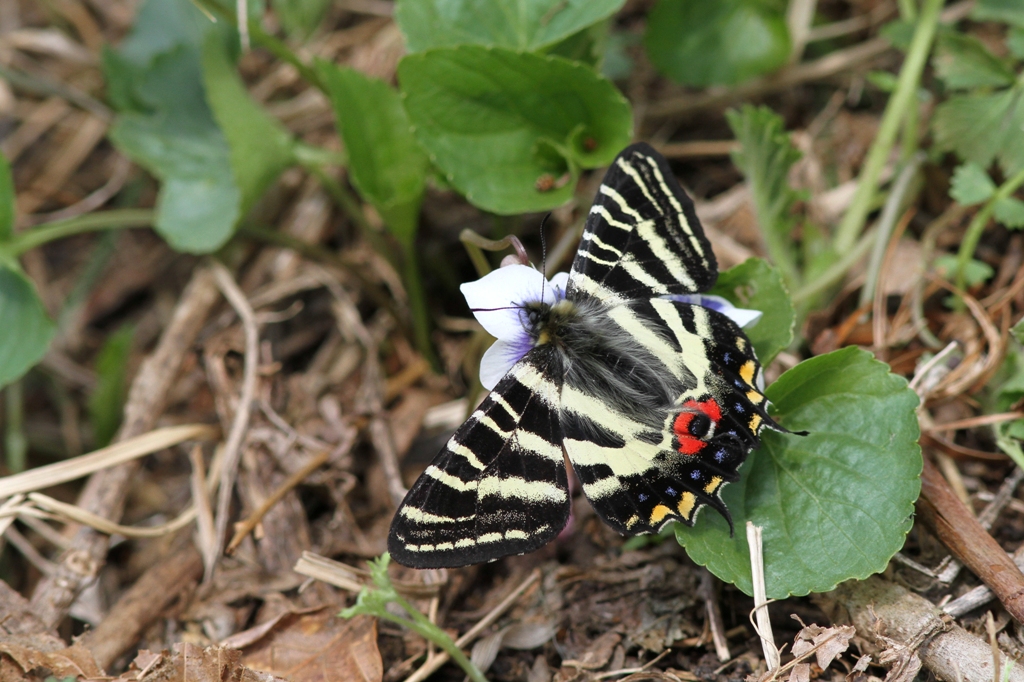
792,228,876,304
388,593,488,682
401,246,440,371
833,0,942,253
248,23,323,90
6,209,154,256
858,152,925,307
955,167,1024,291
5,380,27,474
897,0,918,21
298,162,397,269
192,0,323,90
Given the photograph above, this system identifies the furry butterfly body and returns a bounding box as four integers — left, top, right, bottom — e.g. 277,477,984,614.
389,142,788,568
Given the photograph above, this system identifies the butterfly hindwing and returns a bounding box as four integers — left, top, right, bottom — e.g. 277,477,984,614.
567,142,717,305
560,299,778,534
388,348,569,568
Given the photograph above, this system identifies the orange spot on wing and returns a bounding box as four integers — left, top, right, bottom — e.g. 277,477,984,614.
672,398,722,455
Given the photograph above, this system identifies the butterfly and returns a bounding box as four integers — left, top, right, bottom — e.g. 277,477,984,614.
389,142,793,568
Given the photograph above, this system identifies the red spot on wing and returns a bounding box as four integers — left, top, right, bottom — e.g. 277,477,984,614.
672,398,722,456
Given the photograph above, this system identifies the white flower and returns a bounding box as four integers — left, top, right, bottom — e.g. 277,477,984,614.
461,265,762,390
460,265,568,390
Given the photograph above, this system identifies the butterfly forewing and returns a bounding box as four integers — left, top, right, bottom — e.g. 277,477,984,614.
388,348,569,569
567,142,717,304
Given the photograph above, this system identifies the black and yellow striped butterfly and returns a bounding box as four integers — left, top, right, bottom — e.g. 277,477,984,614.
389,143,790,568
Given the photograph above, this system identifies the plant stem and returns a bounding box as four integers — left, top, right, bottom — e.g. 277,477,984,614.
792,228,876,304
833,0,942,253
859,152,925,307
401,246,440,371
955,167,1024,291
897,0,917,21
193,0,323,90
5,380,27,474
6,209,154,256
388,592,489,682
299,162,397,266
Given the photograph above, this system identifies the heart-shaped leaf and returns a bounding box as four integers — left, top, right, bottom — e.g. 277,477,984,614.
396,0,625,53
398,46,632,214
645,0,790,87
106,0,293,254
676,347,922,598
318,62,428,246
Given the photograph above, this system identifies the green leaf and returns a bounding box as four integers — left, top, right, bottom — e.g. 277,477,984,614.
949,162,996,205
271,0,332,38
972,0,1024,28
933,87,1024,176
543,18,610,67
396,0,625,53
106,0,293,254
116,0,208,62
645,0,790,87
994,197,1024,229
398,46,632,214
879,19,914,51
0,152,12,242
677,347,922,598
88,325,134,447
726,105,801,283
1013,316,1024,343
0,265,56,388
866,70,900,93
107,44,240,253
1009,27,1024,60
317,62,428,245
934,254,994,286
709,258,794,366
200,33,295,220
934,32,1016,90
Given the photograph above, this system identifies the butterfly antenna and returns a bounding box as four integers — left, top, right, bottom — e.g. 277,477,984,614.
539,212,552,300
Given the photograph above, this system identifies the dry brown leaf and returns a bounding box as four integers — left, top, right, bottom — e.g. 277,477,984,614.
0,639,104,680
113,643,284,682
788,662,811,682
791,623,855,669
562,632,622,670
240,611,382,682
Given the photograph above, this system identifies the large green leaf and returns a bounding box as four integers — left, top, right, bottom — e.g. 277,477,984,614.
0,265,56,388
0,152,12,242
396,0,625,53
676,347,922,598
105,0,294,253
710,258,793,366
201,33,295,219
645,0,790,87
317,62,428,245
933,87,1024,176
107,44,240,253
398,46,632,214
